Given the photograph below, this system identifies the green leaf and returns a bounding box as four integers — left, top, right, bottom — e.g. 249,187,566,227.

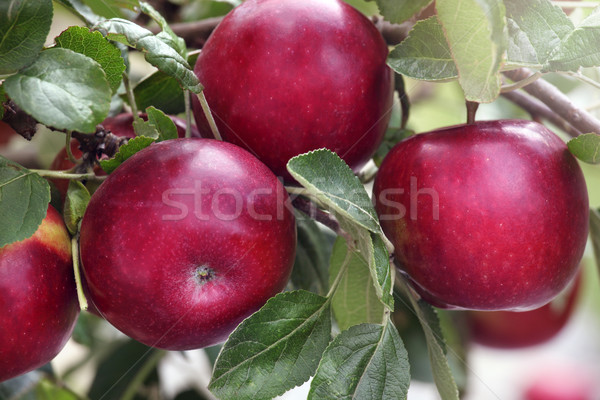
567,133,600,164
63,180,90,235
94,18,203,94
209,290,332,400
133,70,185,115
329,237,385,331
590,209,600,278
309,322,410,400
54,0,102,26
99,136,155,174
436,0,506,102
4,47,112,133
401,281,459,400
545,7,600,72
145,106,178,141
0,0,53,75
290,217,332,295
35,378,82,400
287,149,381,234
375,0,432,24
139,2,187,58
504,0,573,68
387,17,458,81
0,156,50,248
55,26,126,93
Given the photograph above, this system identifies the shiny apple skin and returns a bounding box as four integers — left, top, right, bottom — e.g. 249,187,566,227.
466,271,581,348
79,139,297,350
192,0,394,181
373,120,589,311
0,205,79,382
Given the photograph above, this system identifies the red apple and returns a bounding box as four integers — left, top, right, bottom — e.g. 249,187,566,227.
79,138,297,350
373,120,588,311
49,112,199,201
524,363,596,400
0,205,79,382
466,271,581,348
192,0,394,181
0,121,17,146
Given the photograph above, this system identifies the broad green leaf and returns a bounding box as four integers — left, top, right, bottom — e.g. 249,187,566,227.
99,136,155,174
388,17,458,81
400,281,459,400
54,0,101,26
436,0,506,102
145,106,178,141
504,0,573,68
329,237,385,331
590,209,600,278
209,290,332,400
567,133,600,164
55,26,126,93
74,0,138,20
35,378,82,400
546,7,600,71
375,0,432,24
0,156,50,248
309,322,410,400
63,180,90,235
4,48,111,133
139,2,187,58
287,149,381,234
132,70,186,115
290,217,332,295
0,0,53,75
94,19,203,94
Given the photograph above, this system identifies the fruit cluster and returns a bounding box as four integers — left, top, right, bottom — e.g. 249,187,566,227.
0,0,590,390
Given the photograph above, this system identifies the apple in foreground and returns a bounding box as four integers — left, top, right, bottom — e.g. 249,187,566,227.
192,0,394,181
466,271,581,348
373,120,589,311
79,139,297,350
0,205,79,382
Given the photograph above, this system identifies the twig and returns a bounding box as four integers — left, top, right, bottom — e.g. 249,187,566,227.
504,68,600,135
291,195,342,236
501,90,583,138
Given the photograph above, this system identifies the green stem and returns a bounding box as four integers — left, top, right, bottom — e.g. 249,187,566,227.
65,131,77,164
30,169,100,180
197,91,222,141
501,71,543,93
120,349,166,400
124,73,139,118
566,71,600,91
71,235,88,311
184,89,192,138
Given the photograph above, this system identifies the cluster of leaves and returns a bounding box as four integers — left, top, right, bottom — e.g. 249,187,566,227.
1,0,600,400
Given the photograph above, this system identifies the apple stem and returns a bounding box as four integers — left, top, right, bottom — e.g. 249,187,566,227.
65,131,78,164
30,169,103,181
184,89,193,138
466,101,479,124
197,92,222,141
71,235,88,311
395,73,410,130
123,73,139,118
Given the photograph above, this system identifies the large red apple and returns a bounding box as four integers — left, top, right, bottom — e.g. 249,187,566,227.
373,120,588,311
192,0,394,181
466,271,581,348
79,139,297,350
0,205,79,382
49,112,199,200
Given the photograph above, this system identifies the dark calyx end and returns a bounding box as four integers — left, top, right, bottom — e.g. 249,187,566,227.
195,266,215,285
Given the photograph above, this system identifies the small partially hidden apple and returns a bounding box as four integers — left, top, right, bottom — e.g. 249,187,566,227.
466,271,582,348
49,112,199,201
374,120,589,311
0,205,79,382
192,0,394,181
79,138,297,350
